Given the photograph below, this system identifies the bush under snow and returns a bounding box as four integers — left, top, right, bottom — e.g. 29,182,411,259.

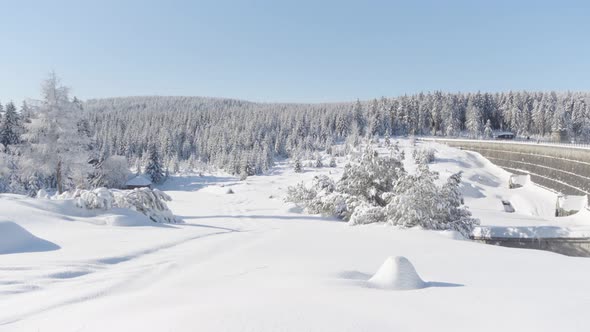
55,187,181,224
286,147,479,237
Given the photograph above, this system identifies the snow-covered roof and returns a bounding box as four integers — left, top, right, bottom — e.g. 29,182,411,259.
125,174,152,186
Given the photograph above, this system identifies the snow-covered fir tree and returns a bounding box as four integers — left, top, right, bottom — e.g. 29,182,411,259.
0,101,22,151
329,157,337,167
144,144,165,184
314,155,323,168
294,157,303,173
483,119,493,139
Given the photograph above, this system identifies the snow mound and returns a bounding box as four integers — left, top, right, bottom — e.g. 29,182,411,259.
368,256,425,290
0,221,60,255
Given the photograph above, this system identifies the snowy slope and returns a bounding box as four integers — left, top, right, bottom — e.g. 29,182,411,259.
1,142,590,331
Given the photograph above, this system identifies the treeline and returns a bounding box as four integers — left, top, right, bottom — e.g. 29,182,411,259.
86,91,590,175
1,74,589,194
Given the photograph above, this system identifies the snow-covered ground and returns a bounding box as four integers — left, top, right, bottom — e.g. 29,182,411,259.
1,141,590,331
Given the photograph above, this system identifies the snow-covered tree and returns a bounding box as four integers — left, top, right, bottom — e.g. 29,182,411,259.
144,144,165,184
287,148,478,236
465,102,482,138
22,73,92,193
438,172,479,236
314,155,323,168
338,147,403,207
483,119,493,139
329,157,337,167
294,157,303,173
91,155,130,189
0,102,22,151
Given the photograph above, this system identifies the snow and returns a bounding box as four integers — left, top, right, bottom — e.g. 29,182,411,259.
558,195,588,212
418,141,590,238
0,221,59,255
367,256,426,290
1,141,590,331
509,173,530,187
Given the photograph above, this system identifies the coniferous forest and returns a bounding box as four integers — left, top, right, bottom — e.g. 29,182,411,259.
1,74,589,194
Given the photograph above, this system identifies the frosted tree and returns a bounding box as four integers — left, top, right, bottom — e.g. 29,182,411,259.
329,156,337,167
0,102,22,151
294,157,303,173
22,73,91,193
91,155,130,189
338,147,403,207
314,154,323,168
438,172,479,236
352,99,366,136
386,160,440,229
144,144,165,184
483,119,493,139
465,102,482,138
20,101,33,124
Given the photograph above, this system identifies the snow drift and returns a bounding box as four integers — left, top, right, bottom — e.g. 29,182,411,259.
0,221,60,255
368,256,426,290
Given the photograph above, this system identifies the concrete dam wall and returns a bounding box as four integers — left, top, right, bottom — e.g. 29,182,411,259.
423,139,590,196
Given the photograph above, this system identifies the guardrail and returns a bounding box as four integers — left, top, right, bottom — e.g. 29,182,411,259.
417,136,590,151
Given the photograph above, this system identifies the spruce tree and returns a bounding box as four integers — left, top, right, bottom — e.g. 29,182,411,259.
144,144,164,184
294,157,303,173
314,155,323,168
0,102,22,151
329,157,337,167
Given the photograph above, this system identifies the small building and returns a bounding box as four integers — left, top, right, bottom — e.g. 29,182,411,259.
495,131,515,140
124,174,152,189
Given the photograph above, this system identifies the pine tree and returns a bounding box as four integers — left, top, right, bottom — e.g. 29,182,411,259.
329,157,337,167
315,155,323,168
0,101,21,151
144,144,164,184
294,157,303,173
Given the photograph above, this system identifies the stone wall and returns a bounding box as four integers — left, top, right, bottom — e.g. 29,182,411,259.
424,139,590,195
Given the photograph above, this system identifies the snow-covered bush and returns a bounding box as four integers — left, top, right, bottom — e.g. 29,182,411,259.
412,147,436,164
349,203,386,225
385,166,478,236
37,188,50,199
58,187,181,224
329,157,337,167
337,147,404,207
113,188,180,223
286,182,317,205
75,188,114,209
286,147,479,237
285,175,349,217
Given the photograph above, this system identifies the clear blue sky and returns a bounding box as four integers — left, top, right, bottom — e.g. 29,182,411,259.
1,0,589,104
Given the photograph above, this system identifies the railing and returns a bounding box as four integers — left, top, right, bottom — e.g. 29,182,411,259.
417,135,590,151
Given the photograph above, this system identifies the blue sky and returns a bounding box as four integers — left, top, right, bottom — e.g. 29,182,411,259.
1,0,589,103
